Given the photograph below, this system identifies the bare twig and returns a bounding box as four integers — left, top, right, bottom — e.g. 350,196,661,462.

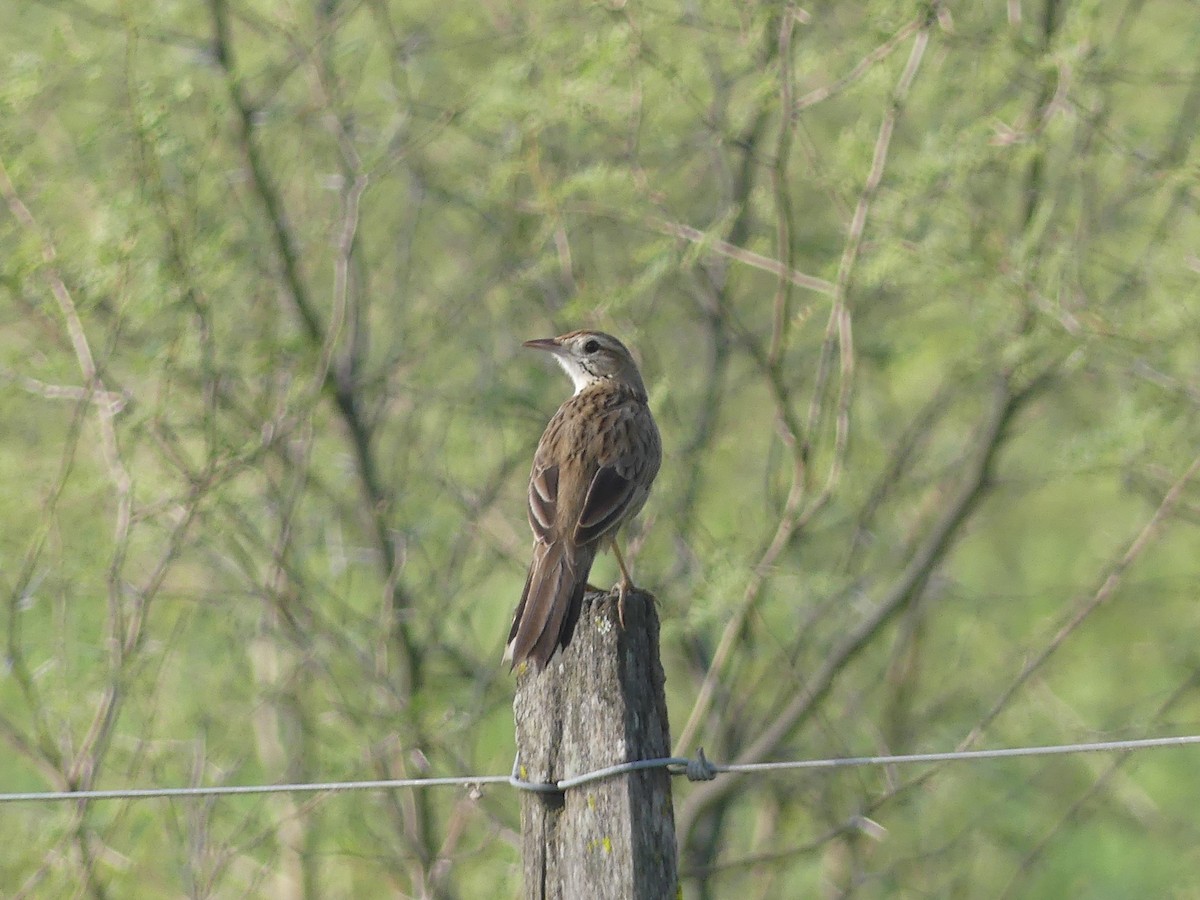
206,0,420,690
677,370,1051,840
794,15,926,112
674,20,933,762
654,218,835,295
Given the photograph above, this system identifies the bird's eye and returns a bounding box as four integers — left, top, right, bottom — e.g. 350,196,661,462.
583,339,601,354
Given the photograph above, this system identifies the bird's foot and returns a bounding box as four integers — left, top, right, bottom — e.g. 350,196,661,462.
616,579,633,628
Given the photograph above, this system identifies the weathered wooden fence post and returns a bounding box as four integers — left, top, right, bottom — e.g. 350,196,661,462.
513,588,678,899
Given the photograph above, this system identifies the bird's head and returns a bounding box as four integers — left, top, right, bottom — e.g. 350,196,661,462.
523,330,647,398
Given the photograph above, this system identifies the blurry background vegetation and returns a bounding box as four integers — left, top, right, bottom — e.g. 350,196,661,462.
2,0,1199,896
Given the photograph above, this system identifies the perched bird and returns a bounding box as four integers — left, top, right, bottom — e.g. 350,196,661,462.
505,330,662,670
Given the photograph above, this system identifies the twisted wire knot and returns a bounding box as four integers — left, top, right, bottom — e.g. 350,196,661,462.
684,747,718,782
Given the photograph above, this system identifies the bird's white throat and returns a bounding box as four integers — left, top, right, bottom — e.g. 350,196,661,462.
554,356,593,395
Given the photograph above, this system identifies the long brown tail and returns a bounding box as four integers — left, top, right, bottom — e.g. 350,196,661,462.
505,541,593,669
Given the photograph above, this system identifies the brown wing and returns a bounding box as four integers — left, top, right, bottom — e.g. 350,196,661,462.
573,401,660,547
575,465,638,545
527,464,558,543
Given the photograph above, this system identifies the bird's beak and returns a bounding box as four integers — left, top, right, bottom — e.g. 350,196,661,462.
523,337,564,355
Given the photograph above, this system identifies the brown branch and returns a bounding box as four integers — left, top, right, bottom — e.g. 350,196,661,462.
0,157,145,860
206,0,420,691
674,19,933,761
766,6,799,367
686,381,1200,879
653,218,835,295
804,19,930,452
4,397,89,773
677,370,1049,840
793,15,926,112
0,158,133,572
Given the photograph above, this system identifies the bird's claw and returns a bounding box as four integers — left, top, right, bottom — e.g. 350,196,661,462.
616,579,632,628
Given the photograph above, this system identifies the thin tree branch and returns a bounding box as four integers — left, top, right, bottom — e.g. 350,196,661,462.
677,369,1052,840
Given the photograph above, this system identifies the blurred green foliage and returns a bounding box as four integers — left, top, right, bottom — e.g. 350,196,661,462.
1,0,1198,896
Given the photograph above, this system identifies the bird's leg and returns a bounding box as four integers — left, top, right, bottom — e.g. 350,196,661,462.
611,540,634,628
